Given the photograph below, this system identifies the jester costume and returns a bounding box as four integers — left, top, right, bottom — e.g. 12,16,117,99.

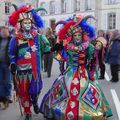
40,15,112,120
8,5,50,119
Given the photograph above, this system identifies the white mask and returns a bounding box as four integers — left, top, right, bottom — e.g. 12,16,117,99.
73,32,82,46
21,19,32,31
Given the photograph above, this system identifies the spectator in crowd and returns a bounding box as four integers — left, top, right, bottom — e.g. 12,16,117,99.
105,31,112,44
106,30,120,82
9,28,16,37
44,27,56,77
0,26,12,109
104,31,112,62
97,30,106,79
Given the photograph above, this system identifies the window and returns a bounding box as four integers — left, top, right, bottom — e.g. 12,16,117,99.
108,13,116,29
40,2,46,16
74,0,80,11
5,2,11,14
61,0,66,13
85,0,91,10
108,0,116,4
50,1,55,14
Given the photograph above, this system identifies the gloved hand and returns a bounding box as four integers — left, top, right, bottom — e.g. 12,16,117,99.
51,43,63,52
10,63,17,75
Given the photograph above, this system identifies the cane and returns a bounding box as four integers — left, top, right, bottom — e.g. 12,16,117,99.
13,74,23,116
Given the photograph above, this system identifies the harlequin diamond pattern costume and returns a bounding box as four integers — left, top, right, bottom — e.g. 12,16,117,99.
40,15,112,120
8,4,50,119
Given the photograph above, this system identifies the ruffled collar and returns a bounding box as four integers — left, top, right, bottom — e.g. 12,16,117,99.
16,30,37,40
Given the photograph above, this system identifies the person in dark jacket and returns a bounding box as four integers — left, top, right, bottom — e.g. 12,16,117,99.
0,26,12,109
107,30,120,82
44,27,56,77
97,30,106,79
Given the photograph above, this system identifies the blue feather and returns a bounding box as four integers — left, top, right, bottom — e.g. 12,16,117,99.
31,10,44,28
79,20,96,39
66,16,73,22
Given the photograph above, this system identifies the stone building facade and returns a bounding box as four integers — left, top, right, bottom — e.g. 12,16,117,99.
39,0,120,31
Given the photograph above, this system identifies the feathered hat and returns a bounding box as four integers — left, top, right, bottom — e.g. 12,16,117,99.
55,15,96,41
9,4,47,28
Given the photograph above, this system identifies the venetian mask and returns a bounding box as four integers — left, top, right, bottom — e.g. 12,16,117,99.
73,32,82,46
21,19,32,31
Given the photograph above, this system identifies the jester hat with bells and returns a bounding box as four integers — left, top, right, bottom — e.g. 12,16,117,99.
8,4,47,28
55,15,96,42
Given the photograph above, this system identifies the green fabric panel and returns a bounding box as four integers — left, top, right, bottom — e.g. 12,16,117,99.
18,48,28,55
28,74,33,81
83,113,91,120
18,75,22,81
24,74,27,81
39,34,50,53
86,44,95,60
100,87,113,117
67,70,73,77
106,108,113,117
67,50,73,66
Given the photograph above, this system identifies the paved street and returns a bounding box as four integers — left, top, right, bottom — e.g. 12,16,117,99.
0,60,120,120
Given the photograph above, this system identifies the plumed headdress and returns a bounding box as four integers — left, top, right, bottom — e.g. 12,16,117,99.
55,15,96,41
9,4,47,28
